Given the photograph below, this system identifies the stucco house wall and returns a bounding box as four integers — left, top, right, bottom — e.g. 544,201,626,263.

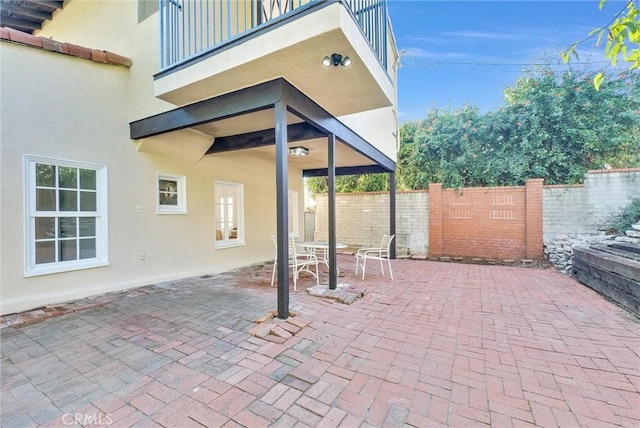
0,41,304,314
35,0,398,162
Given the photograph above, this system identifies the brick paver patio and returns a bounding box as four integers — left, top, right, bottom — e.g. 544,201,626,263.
1,256,638,427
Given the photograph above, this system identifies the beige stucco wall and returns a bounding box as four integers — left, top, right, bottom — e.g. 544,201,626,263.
36,0,174,121
37,1,398,162
0,42,304,314
339,106,398,162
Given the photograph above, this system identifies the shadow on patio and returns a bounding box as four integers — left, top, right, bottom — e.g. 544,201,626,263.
1,255,638,427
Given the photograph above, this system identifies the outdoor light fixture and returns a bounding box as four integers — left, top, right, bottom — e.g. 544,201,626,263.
289,146,309,156
322,53,352,67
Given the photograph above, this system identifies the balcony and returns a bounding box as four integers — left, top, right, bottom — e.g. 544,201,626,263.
154,0,396,117
160,0,387,71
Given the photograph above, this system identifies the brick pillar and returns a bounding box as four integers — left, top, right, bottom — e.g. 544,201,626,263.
525,178,544,259
428,183,443,257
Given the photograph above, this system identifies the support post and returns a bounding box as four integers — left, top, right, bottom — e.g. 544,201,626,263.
428,183,443,257
275,101,289,319
525,178,544,259
328,134,337,290
390,171,396,259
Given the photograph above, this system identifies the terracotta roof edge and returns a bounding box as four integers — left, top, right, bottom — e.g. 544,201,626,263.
0,27,132,68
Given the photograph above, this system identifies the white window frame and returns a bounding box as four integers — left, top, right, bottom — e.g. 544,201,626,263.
24,155,109,277
156,173,187,214
288,190,299,238
214,181,245,249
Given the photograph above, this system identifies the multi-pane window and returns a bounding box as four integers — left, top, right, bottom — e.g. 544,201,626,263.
214,181,244,248
25,156,108,276
157,173,187,214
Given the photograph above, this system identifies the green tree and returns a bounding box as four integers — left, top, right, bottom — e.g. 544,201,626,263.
306,173,388,196
397,68,639,188
309,68,639,195
563,0,639,89
503,69,640,179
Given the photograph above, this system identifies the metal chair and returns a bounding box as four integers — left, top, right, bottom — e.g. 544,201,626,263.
355,234,395,280
270,234,319,290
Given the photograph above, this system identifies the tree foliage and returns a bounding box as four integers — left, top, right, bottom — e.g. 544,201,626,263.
599,0,639,69
308,67,639,195
398,68,639,189
306,173,389,196
563,0,639,89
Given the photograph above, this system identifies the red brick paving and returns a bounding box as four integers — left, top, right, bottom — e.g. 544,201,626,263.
1,256,639,427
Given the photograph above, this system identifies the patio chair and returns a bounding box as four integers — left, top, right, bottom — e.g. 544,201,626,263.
270,234,319,290
355,234,395,280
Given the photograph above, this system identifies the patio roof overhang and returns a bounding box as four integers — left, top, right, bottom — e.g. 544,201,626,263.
129,78,396,318
130,78,395,175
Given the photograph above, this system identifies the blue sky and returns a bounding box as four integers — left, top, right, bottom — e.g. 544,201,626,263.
387,1,624,121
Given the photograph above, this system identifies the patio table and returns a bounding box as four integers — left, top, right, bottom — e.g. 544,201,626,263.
299,241,347,273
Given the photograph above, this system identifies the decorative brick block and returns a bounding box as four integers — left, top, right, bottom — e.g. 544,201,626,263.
7,27,43,47
270,326,293,340
91,49,108,63
2,28,132,68
41,37,69,54
106,51,133,67
67,43,92,59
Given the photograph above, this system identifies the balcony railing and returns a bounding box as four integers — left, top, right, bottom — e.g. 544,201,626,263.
159,0,387,72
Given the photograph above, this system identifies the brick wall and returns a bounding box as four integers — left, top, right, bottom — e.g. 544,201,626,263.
428,179,543,259
311,169,639,258
314,191,429,255
543,169,640,242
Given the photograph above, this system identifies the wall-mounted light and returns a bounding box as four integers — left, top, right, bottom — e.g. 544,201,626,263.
322,53,352,67
289,146,309,156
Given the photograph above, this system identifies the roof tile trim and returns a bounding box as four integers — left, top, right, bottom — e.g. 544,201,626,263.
0,27,132,68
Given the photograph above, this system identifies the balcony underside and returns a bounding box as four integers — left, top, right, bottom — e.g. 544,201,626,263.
131,78,394,175
154,1,394,118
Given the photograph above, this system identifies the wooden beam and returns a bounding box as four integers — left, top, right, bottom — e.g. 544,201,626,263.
29,1,64,10
0,16,40,31
303,165,388,177
130,78,396,179
281,80,395,173
130,79,285,139
0,2,52,20
572,257,640,316
206,122,326,154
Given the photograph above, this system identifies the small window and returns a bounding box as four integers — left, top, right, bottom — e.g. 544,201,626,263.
157,173,187,214
288,190,299,237
25,156,109,276
214,181,244,249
